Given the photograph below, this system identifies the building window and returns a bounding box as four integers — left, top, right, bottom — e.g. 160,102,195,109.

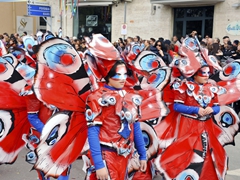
173,6,214,39
38,17,47,33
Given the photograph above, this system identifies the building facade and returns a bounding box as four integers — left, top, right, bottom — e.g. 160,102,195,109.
0,0,240,42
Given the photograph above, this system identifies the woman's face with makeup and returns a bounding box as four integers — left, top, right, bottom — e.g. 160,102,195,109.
108,64,127,89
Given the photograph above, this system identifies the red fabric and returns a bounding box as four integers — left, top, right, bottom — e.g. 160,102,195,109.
157,81,227,179
132,161,153,180
0,82,27,109
34,64,90,112
88,151,129,180
174,45,179,53
87,87,135,144
50,112,88,164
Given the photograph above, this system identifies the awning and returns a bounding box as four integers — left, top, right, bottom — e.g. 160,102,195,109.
0,0,27,1
67,0,113,6
150,0,225,7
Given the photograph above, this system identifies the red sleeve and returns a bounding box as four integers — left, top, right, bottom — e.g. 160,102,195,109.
25,94,41,113
173,82,187,104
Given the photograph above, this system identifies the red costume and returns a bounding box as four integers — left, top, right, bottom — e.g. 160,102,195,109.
156,80,228,179
85,86,146,180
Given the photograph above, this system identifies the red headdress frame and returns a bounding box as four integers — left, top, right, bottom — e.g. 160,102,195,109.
85,34,122,78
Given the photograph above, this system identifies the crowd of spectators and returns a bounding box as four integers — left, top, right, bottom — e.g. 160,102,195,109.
113,32,240,68
1,30,239,68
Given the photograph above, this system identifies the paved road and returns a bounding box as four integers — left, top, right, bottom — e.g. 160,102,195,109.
1,134,240,180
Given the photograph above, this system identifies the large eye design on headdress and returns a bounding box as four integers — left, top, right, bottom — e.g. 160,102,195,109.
134,51,165,72
37,39,82,74
22,36,36,54
0,57,14,81
0,110,14,142
183,37,199,52
219,60,240,81
11,49,25,62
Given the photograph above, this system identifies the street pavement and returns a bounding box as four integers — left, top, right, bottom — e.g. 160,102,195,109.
1,134,240,180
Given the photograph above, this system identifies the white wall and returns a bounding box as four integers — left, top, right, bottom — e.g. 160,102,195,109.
47,0,240,42
111,0,173,42
213,0,240,42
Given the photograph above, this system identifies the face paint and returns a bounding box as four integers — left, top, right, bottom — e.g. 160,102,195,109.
196,67,210,77
111,65,127,80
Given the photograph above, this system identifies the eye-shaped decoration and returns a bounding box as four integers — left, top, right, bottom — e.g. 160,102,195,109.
184,37,199,52
218,87,227,95
132,45,141,55
98,98,108,106
26,151,37,164
15,62,36,81
187,89,193,96
132,95,142,106
22,36,36,54
209,55,217,64
220,61,240,80
210,86,218,93
175,169,199,180
0,119,5,138
140,67,171,91
37,39,82,74
181,59,188,65
142,131,150,149
172,81,181,90
28,134,40,144
186,83,195,91
124,111,133,122
147,71,166,87
102,96,116,105
120,110,125,120
3,56,14,65
44,44,75,66
85,109,93,121
140,122,158,160
220,112,234,128
138,54,161,71
0,110,14,141
148,118,160,126
0,61,8,75
174,59,180,66
45,125,59,146
43,31,55,41
203,96,211,105
12,50,25,62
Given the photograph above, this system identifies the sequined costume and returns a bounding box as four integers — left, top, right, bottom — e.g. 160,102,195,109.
85,84,146,180
155,79,228,180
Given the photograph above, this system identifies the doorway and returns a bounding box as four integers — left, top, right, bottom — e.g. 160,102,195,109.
73,6,112,41
173,6,214,40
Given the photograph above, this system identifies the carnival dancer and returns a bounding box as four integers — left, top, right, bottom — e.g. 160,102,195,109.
24,93,71,180
0,55,30,164
157,65,226,179
85,60,147,180
25,36,90,178
154,35,240,180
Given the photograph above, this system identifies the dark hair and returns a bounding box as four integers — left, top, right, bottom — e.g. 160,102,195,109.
104,60,127,83
119,37,124,43
158,37,164,42
223,36,229,39
150,38,156,42
136,35,140,42
3,32,9,37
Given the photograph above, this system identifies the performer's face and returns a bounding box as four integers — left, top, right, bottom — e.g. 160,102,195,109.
108,64,127,89
194,66,210,84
